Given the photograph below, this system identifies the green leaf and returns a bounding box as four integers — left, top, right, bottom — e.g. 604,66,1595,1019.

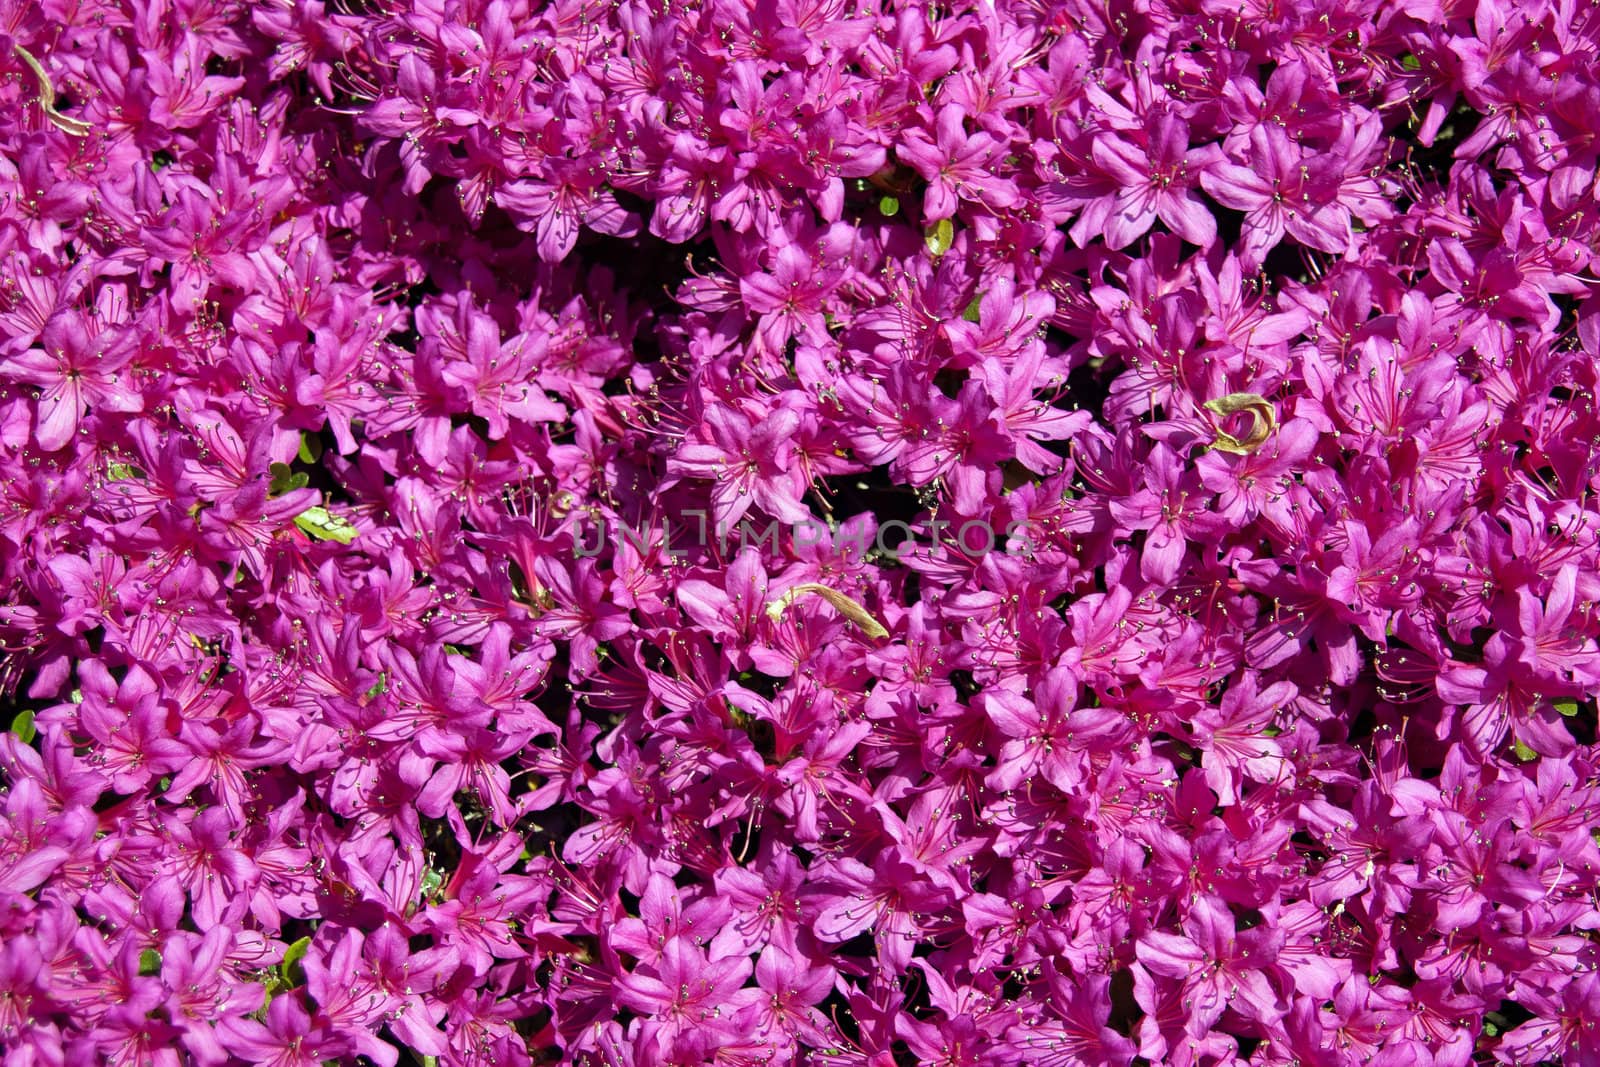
925,218,954,256
878,196,899,217
281,936,312,987
298,433,324,464
1513,739,1538,762
1555,698,1580,718
962,294,984,323
10,709,34,744
138,948,162,977
421,867,445,901
269,462,309,496
1401,53,1421,70
107,461,143,481
364,672,388,701
294,506,358,544
69,688,83,704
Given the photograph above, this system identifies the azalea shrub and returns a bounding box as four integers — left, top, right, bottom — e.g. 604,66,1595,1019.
3,0,1600,1064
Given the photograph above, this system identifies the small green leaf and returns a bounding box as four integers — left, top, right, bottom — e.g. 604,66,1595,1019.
1513,739,1538,762
925,218,954,256
10,709,35,744
1483,1020,1499,1036
138,948,162,976
962,294,984,323
294,506,358,544
1555,698,1579,718
298,433,323,464
878,196,899,216
1401,53,1421,70
364,672,388,701
69,688,83,704
107,462,143,481
269,463,309,496
421,867,445,901
281,936,312,987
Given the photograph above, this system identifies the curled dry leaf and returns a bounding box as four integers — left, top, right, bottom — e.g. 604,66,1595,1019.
13,45,91,137
1203,392,1277,454
765,582,890,639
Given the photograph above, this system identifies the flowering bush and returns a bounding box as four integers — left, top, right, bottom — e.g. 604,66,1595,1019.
2,0,1599,1064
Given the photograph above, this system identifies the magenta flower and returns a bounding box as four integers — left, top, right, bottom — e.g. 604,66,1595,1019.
497,160,639,262
217,993,349,1067
157,808,258,928
1089,111,1222,248
613,935,756,1036
1010,969,1136,1067
668,402,814,527
1108,443,1221,585
980,665,1097,792
436,304,566,439
897,104,1019,221
0,5,1596,1067
164,718,290,822
140,186,262,314
1201,125,1352,264
739,236,846,354
1136,896,1286,1036
2,310,140,451
73,662,189,795
528,556,633,678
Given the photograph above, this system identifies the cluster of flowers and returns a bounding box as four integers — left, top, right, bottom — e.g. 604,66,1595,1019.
2,0,1599,1063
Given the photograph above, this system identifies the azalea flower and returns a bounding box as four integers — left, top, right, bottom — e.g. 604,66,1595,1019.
1136,896,1287,1036
0,3,1598,1065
